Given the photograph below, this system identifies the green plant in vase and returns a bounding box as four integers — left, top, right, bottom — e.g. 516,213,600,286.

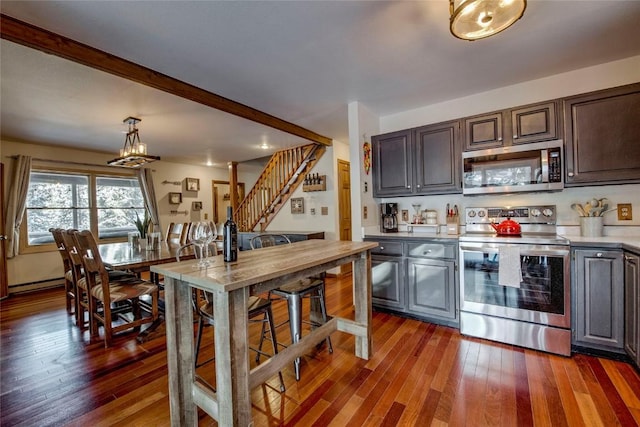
133,209,151,248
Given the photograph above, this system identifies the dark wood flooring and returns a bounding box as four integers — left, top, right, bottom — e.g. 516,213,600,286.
1,275,639,426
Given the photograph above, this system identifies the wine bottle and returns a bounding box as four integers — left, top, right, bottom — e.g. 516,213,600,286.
223,206,238,262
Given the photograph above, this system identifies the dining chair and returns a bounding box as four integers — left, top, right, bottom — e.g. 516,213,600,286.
73,230,159,347
61,229,139,329
166,222,190,245
49,228,76,319
176,244,285,392
250,234,333,381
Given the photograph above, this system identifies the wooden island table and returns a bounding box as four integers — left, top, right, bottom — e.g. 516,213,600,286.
152,239,377,426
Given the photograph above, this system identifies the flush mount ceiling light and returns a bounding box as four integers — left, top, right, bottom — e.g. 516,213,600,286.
449,0,527,41
107,117,160,167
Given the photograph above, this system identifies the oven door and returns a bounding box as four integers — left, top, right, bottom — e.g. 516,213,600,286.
459,241,570,328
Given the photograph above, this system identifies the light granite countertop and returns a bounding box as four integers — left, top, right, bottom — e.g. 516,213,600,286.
364,229,640,253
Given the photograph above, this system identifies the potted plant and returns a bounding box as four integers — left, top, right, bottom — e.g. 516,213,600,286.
133,210,151,249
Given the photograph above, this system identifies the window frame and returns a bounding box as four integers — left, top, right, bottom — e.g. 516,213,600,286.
20,165,142,254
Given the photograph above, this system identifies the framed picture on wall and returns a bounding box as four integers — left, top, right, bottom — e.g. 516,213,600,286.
169,192,182,204
291,197,304,214
192,201,202,211
186,177,200,191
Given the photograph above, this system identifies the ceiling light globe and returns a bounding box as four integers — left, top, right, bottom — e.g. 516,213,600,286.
450,0,526,41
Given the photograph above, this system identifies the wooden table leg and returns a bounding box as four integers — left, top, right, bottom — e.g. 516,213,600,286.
164,277,197,426
213,287,252,426
353,250,372,359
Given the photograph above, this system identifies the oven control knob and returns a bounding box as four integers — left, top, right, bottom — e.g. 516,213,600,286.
478,210,486,217
468,210,476,218
543,208,554,217
530,208,541,217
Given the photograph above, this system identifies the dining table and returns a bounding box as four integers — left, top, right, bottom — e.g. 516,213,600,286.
152,239,377,426
99,241,195,342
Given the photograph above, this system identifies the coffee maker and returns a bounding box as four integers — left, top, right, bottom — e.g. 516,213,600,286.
380,203,398,233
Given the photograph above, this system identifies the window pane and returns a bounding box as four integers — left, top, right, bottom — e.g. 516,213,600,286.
96,176,145,238
26,172,89,244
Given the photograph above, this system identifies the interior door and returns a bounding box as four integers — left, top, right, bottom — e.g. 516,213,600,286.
1,163,8,298
337,159,352,274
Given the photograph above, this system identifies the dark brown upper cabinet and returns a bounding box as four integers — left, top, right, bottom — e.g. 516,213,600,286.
372,120,461,197
564,83,640,186
463,100,560,151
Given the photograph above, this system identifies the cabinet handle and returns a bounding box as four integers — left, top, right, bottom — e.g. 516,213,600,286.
498,137,503,141
513,135,518,139
407,185,411,189
568,171,575,177
596,252,603,257
423,250,432,255
380,246,384,250
625,256,637,263
416,185,421,188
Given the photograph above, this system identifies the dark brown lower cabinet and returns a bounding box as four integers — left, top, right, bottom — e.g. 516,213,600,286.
624,251,640,368
573,248,625,352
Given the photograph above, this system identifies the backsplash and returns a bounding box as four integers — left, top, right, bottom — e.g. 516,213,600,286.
377,183,640,230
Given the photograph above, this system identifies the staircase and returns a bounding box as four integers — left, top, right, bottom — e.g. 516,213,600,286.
235,143,326,231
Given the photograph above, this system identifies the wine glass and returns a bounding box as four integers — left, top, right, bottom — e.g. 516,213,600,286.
189,222,214,268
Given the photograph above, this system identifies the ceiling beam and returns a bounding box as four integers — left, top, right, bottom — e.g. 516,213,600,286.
0,14,333,147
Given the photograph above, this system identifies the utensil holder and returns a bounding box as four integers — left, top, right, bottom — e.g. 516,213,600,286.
446,215,459,235
580,216,603,237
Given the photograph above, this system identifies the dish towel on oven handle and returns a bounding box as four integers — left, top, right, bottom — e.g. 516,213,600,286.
498,246,522,288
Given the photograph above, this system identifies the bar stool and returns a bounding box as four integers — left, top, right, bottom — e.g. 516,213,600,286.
175,243,285,392
250,234,333,381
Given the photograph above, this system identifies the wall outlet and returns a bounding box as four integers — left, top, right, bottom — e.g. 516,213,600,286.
363,206,368,219
617,203,632,220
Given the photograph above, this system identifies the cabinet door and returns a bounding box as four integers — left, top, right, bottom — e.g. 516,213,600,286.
371,255,405,310
624,252,640,365
574,249,624,350
414,120,461,194
407,258,456,320
372,130,413,196
564,83,640,186
511,101,558,145
463,112,504,151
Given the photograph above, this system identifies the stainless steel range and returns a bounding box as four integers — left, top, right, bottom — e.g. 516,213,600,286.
459,205,571,356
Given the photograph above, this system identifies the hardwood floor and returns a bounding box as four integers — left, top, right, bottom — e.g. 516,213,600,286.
1,275,639,426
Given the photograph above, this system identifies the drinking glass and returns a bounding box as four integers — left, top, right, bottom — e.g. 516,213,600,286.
189,221,214,268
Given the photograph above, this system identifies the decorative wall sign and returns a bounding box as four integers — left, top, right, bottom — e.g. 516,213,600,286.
363,139,371,175
186,177,200,191
169,192,182,204
291,197,304,214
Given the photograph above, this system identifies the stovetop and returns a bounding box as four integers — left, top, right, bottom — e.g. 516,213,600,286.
461,204,568,245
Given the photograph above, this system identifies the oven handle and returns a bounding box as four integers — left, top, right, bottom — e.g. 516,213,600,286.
459,243,570,257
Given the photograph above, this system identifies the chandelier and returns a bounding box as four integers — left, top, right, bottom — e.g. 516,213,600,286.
107,117,160,167
449,0,527,41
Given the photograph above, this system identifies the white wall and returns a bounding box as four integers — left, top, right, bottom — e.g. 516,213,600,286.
353,55,640,236
1,138,262,289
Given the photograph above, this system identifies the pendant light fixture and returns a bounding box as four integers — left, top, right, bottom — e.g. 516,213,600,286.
449,0,527,41
107,116,160,167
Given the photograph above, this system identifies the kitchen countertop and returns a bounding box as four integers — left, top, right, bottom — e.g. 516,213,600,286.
364,230,640,252
561,235,640,253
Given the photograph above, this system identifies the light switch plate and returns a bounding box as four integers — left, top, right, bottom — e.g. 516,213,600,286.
618,203,632,220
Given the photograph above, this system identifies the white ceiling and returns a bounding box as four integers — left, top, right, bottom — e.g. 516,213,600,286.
2,1,640,167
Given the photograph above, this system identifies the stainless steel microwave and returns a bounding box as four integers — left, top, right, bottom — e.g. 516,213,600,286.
462,140,563,195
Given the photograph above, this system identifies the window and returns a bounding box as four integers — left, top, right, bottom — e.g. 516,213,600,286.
24,170,145,248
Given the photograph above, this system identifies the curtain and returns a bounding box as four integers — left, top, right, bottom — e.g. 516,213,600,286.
5,155,32,258
137,168,161,238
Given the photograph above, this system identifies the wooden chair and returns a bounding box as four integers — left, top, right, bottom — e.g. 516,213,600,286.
176,244,284,392
49,228,76,319
250,234,333,381
72,230,159,347
61,229,138,329
165,222,188,245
